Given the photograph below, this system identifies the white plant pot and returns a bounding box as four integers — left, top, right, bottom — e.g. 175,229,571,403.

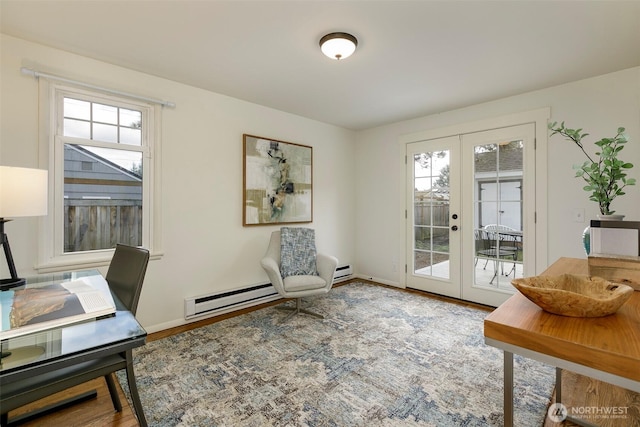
597,214,625,221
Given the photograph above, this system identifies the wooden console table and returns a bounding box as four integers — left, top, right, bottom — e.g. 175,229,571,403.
484,257,640,426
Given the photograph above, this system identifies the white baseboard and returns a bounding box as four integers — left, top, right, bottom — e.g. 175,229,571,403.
353,274,403,289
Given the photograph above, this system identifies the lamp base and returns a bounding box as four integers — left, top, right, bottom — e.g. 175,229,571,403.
0,277,26,291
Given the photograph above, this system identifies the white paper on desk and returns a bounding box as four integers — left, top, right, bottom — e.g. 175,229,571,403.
61,279,95,294
61,279,114,313
590,227,639,256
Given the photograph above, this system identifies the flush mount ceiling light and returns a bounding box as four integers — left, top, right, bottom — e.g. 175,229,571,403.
319,32,358,60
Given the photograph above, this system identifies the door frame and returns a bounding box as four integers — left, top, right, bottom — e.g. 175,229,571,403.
398,108,550,290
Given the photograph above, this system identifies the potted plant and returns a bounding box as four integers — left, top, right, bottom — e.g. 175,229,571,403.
548,121,636,218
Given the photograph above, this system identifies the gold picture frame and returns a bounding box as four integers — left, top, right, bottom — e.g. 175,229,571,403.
243,134,312,226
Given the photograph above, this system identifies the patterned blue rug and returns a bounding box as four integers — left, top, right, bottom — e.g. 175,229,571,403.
118,282,554,426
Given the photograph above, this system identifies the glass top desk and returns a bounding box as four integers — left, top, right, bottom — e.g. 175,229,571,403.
1,270,147,426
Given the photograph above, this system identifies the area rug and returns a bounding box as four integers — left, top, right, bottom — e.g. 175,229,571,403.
118,282,554,426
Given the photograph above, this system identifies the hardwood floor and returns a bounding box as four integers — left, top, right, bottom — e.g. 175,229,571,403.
6,280,639,426
7,379,139,427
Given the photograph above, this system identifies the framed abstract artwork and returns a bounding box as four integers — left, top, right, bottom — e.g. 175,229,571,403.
243,134,313,226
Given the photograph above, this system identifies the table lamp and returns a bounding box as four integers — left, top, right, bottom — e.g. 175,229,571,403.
0,166,48,290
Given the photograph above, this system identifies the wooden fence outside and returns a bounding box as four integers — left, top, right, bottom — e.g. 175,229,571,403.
414,202,449,227
64,199,142,252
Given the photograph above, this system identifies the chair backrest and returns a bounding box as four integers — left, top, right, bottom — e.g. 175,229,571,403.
105,244,150,315
484,223,516,239
484,224,520,246
475,229,492,251
485,224,515,232
265,231,282,264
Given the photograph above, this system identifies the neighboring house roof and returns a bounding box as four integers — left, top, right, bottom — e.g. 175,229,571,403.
474,145,523,173
65,145,142,181
64,145,142,201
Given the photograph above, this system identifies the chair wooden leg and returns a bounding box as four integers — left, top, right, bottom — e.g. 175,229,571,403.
104,373,122,412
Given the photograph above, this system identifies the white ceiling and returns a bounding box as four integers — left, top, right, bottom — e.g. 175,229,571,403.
2,1,640,130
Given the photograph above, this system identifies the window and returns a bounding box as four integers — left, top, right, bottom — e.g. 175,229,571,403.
38,82,162,271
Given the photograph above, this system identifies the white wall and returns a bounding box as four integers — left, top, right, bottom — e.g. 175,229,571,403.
355,67,640,286
0,35,356,332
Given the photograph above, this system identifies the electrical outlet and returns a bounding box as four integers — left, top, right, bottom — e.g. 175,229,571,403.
573,208,585,223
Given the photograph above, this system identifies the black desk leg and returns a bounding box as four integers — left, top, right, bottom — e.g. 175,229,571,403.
125,351,148,427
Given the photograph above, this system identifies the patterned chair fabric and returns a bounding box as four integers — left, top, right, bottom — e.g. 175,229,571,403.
280,227,318,278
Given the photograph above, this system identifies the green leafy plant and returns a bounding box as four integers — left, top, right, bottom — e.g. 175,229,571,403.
549,121,636,215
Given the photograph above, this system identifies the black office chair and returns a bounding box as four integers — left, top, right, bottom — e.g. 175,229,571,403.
0,244,150,427
106,243,149,317
103,244,150,424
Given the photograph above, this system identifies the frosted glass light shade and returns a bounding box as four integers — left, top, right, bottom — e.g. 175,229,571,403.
0,166,48,218
319,32,358,60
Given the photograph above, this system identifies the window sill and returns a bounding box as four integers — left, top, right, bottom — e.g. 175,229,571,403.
36,250,163,274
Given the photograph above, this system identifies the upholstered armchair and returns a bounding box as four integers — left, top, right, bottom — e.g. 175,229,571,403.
261,229,338,321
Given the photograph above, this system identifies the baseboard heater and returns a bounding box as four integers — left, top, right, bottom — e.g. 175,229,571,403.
185,264,353,320
333,264,353,283
184,283,280,320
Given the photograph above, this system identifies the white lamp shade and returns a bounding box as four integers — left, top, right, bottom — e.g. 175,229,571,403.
320,32,358,60
0,166,48,218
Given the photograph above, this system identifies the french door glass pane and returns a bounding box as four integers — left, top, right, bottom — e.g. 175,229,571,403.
413,150,450,278
473,140,523,290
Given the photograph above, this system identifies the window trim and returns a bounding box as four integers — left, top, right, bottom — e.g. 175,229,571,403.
37,80,163,272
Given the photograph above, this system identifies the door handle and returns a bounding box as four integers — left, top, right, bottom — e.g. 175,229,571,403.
451,225,458,231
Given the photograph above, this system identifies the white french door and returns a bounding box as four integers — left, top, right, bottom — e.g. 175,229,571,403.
406,123,536,307
406,136,461,298
461,124,536,306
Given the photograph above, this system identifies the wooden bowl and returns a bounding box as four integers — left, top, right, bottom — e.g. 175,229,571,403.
512,274,634,317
